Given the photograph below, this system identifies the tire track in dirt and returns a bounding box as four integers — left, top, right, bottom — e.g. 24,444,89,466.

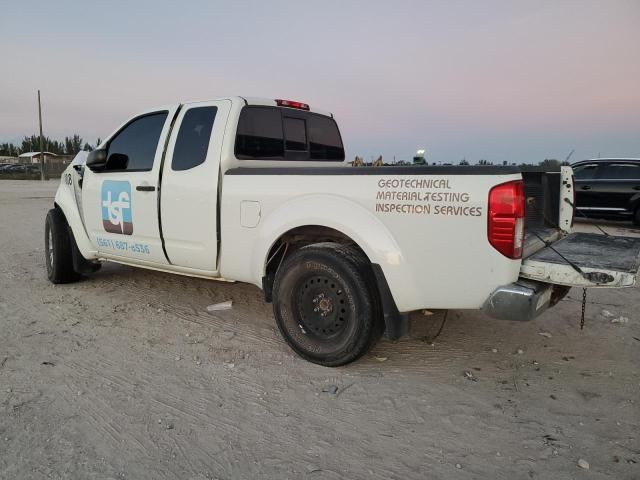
56,340,433,479
92,265,285,349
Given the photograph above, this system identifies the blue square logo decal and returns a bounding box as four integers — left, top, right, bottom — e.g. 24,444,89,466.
101,180,133,235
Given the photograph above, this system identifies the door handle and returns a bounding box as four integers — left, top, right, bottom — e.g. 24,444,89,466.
581,185,591,190
136,185,156,192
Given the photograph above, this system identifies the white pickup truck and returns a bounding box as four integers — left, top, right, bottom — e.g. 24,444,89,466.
46,97,640,366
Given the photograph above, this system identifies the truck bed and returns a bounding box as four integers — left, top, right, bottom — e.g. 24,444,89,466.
222,165,557,312
227,164,565,261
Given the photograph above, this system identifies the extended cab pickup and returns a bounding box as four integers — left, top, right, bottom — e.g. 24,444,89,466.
46,97,640,366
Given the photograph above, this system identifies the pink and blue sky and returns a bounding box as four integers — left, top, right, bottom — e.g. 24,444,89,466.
1,0,639,163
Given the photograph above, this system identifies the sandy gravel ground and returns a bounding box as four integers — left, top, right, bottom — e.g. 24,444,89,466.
0,180,638,480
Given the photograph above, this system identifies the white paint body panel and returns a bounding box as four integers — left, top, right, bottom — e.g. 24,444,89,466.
160,99,231,271
219,173,522,311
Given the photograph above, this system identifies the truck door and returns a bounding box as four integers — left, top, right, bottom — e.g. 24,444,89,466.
594,163,640,214
82,107,178,264
159,100,231,271
573,162,600,214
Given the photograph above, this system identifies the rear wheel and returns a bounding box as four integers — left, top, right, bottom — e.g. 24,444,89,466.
272,243,384,367
45,208,81,284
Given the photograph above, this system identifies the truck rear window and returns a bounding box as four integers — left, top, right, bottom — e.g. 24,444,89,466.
283,117,307,151
235,106,344,161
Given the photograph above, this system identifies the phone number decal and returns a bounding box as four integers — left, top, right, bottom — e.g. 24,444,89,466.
97,237,150,254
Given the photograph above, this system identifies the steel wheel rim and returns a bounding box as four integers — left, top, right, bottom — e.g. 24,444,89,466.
295,274,350,340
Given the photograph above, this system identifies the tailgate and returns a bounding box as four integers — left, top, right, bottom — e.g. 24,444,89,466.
520,232,640,288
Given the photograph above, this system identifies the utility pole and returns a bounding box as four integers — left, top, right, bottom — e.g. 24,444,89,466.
38,90,45,181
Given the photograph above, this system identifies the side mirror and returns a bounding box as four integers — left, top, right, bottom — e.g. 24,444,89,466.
86,150,129,171
106,153,129,170
86,149,108,171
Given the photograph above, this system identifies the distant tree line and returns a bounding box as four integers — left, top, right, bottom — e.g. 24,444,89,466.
0,134,101,157
351,156,571,167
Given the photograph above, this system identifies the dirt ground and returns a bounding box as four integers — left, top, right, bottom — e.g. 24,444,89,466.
0,180,638,480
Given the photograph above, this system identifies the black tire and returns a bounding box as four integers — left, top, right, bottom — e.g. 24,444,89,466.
45,208,80,284
272,243,384,367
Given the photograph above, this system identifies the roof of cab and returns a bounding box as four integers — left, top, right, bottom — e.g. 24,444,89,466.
181,96,333,118
242,97,333,117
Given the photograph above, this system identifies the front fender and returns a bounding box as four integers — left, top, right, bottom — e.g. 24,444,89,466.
251,194,418,312
53,169,97,260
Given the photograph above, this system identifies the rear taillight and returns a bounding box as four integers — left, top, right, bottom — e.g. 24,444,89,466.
488,180,525,259
275,99,310,110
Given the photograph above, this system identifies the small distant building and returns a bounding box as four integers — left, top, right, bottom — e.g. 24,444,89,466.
18,152,73,166
413,148,426,165
19,151,58,164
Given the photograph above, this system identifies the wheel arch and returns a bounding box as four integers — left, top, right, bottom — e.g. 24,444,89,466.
254,195,410,339
262,225,368,289
254,195,403,275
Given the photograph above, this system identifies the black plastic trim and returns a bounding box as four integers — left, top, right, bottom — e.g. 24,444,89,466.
225,165,538,176
64,218,100,274
90,168,153,174
156,105,183,264
371,263,408,340
262,275,274,303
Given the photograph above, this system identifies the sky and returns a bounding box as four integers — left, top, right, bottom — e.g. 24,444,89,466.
1,0,639,164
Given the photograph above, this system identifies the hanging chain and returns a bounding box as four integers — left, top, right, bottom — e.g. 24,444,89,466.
580,287,587,330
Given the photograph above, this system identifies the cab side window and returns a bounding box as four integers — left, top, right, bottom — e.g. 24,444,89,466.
172,107,217,171
107,112,168,171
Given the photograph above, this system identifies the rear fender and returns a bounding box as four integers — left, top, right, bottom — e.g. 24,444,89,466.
252,194,412,310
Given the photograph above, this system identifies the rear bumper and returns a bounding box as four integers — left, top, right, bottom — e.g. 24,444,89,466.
481,279,564,322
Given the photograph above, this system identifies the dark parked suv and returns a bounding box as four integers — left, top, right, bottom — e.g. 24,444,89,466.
572,158,640,225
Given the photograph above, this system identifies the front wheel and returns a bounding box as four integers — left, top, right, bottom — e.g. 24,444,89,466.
272,243,384,367
45,208,80,284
